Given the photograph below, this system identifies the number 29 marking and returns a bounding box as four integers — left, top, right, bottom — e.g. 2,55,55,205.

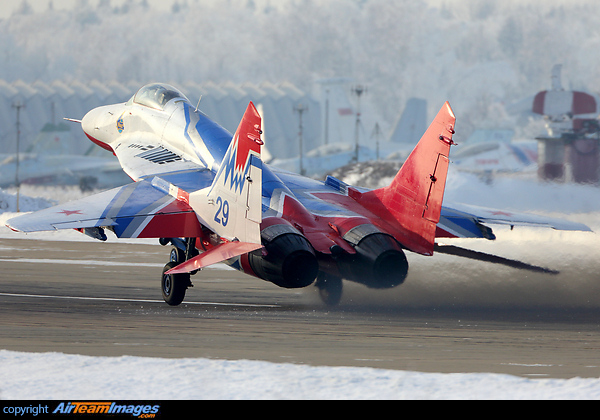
214,196,230,227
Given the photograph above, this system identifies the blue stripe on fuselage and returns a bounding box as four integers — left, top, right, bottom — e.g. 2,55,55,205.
183,104,232,168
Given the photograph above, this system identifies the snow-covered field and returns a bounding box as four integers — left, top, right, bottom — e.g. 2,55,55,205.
1,171,599,399
1,350,600,400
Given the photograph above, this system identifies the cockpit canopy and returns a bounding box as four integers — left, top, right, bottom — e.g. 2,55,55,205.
130,83,190,110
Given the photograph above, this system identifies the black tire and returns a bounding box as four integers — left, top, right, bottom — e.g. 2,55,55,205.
161,261,189,306
315,273,343,307
170,246,185,263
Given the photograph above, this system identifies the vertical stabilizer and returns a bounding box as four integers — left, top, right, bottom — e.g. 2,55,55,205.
359,102,456,255
190,102,263,245
389,97,428,146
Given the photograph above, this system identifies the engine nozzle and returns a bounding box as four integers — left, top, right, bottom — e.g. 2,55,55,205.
337,224,409,289
248,223,318,289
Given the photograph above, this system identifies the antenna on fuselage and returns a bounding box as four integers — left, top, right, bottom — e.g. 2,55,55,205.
195,96,203,113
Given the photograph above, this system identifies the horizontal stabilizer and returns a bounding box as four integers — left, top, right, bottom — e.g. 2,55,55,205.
166,241,263,274
446,203,592,233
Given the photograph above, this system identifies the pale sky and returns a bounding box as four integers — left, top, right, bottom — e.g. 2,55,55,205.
0,0,591,19
0,0,172,18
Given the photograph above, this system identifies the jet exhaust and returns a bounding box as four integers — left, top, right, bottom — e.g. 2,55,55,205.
248,222,319,289
337,224,409,289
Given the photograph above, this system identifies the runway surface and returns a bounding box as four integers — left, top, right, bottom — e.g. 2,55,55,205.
1,237,600,379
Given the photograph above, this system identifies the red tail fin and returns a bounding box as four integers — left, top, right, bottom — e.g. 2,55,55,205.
359,102,456,255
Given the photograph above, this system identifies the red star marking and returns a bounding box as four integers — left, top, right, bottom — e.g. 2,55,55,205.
58,209,83,216
490,211,513,217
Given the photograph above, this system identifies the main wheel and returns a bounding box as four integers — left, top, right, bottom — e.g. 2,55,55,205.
315,273,343,306
161,261,190,306
170,246,185,263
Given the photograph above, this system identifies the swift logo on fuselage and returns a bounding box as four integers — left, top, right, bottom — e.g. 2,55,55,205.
116,113,125,133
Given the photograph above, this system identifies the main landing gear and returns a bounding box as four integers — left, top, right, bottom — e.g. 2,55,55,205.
315,272,343,307
159,238,196,306
159,237,346,307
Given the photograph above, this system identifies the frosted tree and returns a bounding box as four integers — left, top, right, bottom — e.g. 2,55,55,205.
13,0,33,15
0,0,598,133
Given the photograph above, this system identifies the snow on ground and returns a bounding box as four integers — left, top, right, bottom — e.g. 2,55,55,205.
1,173,599,399
443,167,600,215
1,350,600,400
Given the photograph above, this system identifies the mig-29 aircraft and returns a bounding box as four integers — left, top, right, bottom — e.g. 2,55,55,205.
6,83,591,306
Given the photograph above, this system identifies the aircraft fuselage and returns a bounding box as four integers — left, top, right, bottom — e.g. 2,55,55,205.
80,83,410,292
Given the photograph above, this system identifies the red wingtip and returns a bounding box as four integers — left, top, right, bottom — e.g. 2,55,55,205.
5,223,19,233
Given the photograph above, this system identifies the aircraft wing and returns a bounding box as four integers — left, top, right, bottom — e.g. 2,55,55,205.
437,202,591,240
5,171,213,240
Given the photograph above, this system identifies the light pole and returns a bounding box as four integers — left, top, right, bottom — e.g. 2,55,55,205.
294,103,308,176
324,89,329,146
12,101,25,212
351,85,366,162
372,122,381,161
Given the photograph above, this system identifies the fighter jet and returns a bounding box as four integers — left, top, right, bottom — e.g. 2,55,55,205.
6,83,591,306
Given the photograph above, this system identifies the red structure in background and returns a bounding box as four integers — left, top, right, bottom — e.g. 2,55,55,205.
534,65,600,184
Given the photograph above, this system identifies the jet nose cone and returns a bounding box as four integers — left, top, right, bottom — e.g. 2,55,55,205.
81,107,114,153
81,108,99,137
